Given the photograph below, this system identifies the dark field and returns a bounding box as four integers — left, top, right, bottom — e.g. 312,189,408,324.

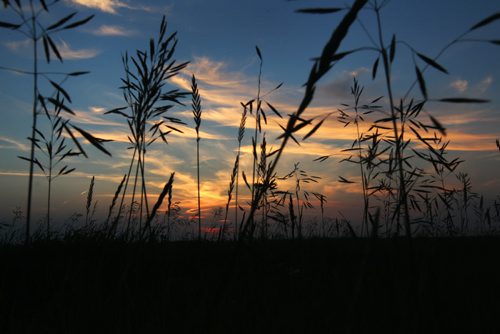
1,237,499,333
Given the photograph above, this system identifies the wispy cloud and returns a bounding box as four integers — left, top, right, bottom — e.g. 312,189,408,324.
0,136,30,152
89,106,105,113
317,68,372,102
68,0,131,14
4,39,30,52
57,40,99,59
68,0,168,14
449,76,493,95
91,25,136,37
477,75,493,94
445,131,498,151
4,38,98,59
450,79,468,93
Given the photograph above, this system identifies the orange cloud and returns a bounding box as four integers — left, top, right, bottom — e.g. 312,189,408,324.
69,0,130,14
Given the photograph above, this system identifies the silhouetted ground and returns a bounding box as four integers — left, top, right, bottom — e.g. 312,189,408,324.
1,237,499,333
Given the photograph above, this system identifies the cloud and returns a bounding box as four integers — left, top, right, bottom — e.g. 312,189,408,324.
90,106,105,113
317,74,353,101
186,57,248,88
476,75,493,94
56,40,99,59
92,25,136,37
0,136,30,151
445,131,498,151
450,76,493,95
4,39,98,60
4,39,30,52
450,79,468,93
71,108,124,127
68,0,168,14
68,0,131,14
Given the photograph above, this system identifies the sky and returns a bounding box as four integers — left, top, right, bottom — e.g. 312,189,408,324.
0,0,499,232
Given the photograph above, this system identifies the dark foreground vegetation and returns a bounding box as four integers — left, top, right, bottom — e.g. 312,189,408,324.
1,237,500,333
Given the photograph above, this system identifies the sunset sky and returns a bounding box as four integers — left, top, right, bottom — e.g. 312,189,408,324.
0,0,499,230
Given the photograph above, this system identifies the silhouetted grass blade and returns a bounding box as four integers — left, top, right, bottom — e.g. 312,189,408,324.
0,20,21,29
255,46,262,61
68,71,90,76
389,34,396,63
46,12,77,31
415,65,427,99
49,80,72,103
372,57,379,79
105,107,129,118
47,97,74,115
242,171,251,191
417,53,448,74
339,176,355,184
469,12,500,31
58,166,75,176
40,0,48,11
63,15,94,30
71,125,112,156
149,38,155,62
18,156,44,173
313,155,330,162
437,98,490,103
315,0,368,79
266,102,282,118
429,115,446,136
146,172,175,227
47,36,62,62
296,8,344,14
42,36,50,63
303,117,326,141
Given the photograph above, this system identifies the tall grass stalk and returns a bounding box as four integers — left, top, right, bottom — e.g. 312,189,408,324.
35,91,80,238
250,47,264,209
241,0,369,239
107,16,188,239
373,3,411,238
0,1,106,243
234,106,247,240
191,75,203,240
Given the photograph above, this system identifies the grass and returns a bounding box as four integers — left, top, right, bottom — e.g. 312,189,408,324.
1,237,500,333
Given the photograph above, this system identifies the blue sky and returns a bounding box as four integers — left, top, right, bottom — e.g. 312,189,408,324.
0,0,499,229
